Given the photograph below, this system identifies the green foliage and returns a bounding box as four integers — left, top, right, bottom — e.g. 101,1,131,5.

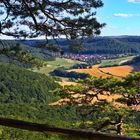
65,84,88,94
68,74,140,136
0,62,83,139
51,68,89,79
83,37,140,54
20,36,140,54
0,0,105,39
81,72,140,106
82,76,122,92
0,62,60,104
115,97,129,104
70,63,92,69
0,60,140,139
40,44,61,52
0,40,54,68
69,42,84,53
0,103,81,140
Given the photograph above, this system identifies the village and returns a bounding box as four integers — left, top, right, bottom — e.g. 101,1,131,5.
51,52,130,62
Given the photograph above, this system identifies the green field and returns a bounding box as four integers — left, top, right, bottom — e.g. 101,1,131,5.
32,58,84,75
99,56,135,68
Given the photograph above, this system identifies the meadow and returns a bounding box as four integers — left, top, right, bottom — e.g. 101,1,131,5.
31,58,83,75
99,56,135,68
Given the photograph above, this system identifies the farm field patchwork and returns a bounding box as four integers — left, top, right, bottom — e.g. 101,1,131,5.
31,56,139,81
68,64,134,78
100,65,133,77
68,65,109,78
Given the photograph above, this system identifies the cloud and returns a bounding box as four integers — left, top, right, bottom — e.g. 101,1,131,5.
128,0,140,3
113,13,139,18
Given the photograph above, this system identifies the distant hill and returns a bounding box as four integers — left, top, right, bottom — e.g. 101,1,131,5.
0,40,54,68
1,36,140,63
21,36,140,54
83,36,140,54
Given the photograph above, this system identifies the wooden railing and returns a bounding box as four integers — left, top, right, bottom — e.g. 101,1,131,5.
0,117,139,140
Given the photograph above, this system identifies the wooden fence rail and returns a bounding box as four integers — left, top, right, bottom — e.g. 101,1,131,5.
0,117,139,140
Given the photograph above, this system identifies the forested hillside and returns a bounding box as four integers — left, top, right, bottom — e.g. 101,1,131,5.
0,40,54,68
0,62,60,104
0,38,140,139
83,37,140,54
0,62,81,139
21,36,140,54
0,61,140,139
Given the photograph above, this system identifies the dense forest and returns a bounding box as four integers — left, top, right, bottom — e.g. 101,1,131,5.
21,36,140,54
83,37,140,54
51,67,90,79
0,60,140,139
0,62,76,139
0,62,60,104
1,36,140,60
0,40,54,68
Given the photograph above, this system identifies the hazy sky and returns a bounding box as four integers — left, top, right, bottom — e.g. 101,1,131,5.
97,0,140,36
0,0,140,39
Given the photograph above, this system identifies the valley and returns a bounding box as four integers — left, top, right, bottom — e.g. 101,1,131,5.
1,0,140,139
0,39,140,139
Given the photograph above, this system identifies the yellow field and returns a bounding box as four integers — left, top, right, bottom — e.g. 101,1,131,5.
100,65,133,77
59,79,77,87
68,64,134,78
68,65,109,78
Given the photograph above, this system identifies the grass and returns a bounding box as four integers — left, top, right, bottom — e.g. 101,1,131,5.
32,58,84,75
99,56,135,68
